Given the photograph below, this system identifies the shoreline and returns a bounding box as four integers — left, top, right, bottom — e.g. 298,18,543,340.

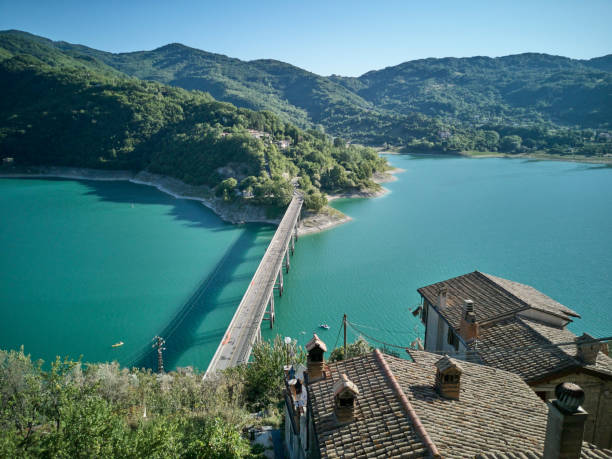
302,167,405,234
326,167,403,202
0,166,401,235
459,151,612,165
0,167,281,226
378,149,612,165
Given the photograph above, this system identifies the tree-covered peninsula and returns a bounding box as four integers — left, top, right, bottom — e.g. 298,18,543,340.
0,52,387,214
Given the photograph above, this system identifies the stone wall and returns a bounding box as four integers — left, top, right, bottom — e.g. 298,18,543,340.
532,371,612,448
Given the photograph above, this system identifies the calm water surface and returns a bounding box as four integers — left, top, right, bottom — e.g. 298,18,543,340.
0,178,274,369
264,155,612,350
2,155,611,370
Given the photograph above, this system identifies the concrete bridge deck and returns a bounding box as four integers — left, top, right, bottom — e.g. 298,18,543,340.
205,194,303,376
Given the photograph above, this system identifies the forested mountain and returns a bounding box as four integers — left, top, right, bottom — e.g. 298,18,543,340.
337,53,612,128
0,51,386,212
1,29,611,157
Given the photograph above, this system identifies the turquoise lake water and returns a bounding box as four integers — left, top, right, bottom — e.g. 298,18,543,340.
1,155,611,370
263,155,612,350
0,178,274,369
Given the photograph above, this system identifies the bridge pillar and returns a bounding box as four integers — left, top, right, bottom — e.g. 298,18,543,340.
263,294,275,328
274,269,284,296
284,250,290,273
290,233,295,255
269,295,275,329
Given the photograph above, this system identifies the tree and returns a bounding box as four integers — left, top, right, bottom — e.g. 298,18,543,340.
215,177,237,200
238,336,305,409
483,130,500,150
328,337,372,362
304,190,327,211
500,135,522,152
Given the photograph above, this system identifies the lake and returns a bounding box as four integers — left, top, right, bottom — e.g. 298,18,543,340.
1,155,611,369
0,177,274,369
264,155,612,351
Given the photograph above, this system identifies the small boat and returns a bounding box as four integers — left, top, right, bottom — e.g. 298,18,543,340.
319,323,330,330
111,341,124,348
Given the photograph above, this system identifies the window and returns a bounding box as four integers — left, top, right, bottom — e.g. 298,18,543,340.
422,303,428,324
447,328,459,351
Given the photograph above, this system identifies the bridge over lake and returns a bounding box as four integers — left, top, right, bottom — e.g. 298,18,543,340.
205,194,303,376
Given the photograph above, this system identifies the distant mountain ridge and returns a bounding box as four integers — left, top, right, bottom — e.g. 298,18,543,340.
1,29,611,156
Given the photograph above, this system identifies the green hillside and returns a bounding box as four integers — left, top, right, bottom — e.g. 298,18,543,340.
1,30,611,158
0,52,386,212
342,53,612,128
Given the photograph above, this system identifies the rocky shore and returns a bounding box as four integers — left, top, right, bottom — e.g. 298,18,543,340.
0,165,403,235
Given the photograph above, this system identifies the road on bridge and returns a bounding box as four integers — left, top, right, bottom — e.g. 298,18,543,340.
205,194,303,376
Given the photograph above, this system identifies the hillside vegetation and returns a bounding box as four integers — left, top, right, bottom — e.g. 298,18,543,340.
0,338,306,458
2,30,609,157
0,38,387,213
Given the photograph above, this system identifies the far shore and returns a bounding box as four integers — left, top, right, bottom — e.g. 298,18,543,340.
377,148,612,165
0,165,403,236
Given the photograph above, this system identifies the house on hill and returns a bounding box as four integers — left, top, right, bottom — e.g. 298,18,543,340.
284,334,612,458
416,270,612,448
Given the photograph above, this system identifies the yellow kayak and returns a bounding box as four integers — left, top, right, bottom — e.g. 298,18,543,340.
111,341,124,348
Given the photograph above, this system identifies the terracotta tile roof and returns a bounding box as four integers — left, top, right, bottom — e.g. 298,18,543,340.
307,352,429,458
468,316,612,382
402,350,548,458
417,271,579,330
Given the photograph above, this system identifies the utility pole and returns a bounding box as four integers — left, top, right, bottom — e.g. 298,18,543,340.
152,336,166,373
343,313,347,360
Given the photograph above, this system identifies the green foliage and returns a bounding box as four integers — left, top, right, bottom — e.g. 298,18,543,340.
0,347,253,457
5,30,605,157
0,51,386,210
500,135,523,152
0,336,313,457
303,189,327,211
2,29,610,203
216,177,238,200
235,336,306,410
328,337,373,362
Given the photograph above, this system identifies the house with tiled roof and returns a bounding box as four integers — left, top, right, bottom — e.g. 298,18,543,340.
416,271,612,448
284,335,612,458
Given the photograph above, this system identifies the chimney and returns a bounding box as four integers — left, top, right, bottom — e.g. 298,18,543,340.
438,286,448,311
333,373,359,422
576,333,600,365
434,355,462,400
459,299,479,342
306,334,327,380
544,382,588,459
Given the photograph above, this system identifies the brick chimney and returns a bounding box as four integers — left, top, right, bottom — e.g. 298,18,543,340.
459,299,479,342
434,355,462,400
576,333,600,365
306,334,327,380
333,373,359,423
544,382,588,459
437,286,448,311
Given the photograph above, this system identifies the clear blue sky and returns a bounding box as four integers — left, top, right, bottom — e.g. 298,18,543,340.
1,0,610,76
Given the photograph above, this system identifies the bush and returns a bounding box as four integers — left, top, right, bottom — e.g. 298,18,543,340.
328,336,373,362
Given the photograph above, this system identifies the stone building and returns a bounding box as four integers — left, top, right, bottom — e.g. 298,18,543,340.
416,270,612,448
